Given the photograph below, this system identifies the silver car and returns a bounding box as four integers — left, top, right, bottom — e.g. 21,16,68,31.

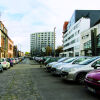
61,56,100,84
45,57,69,72
51,57,76,71
51,56,91,75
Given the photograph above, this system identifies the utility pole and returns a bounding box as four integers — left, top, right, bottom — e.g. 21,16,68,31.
54,27,56,57
0,11,1,21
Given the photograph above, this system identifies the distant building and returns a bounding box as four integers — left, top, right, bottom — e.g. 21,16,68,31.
21,52,24,57
13,45,18,57
8,38,14,58
30,32,55,56
63,21,69,34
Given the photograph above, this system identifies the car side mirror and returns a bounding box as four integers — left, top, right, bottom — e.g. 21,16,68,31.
91,63,100,69
91,63,95,67
95,64,100,67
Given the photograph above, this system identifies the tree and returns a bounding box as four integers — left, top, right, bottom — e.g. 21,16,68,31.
55,46,63,56
25,52,30,56
46,46,52,56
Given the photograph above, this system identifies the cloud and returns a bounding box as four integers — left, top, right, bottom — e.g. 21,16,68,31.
0,0,100,53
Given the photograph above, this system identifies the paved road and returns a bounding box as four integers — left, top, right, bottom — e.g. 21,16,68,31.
0,58,99,100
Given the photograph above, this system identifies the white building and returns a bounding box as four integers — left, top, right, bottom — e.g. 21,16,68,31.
63,17,90,57
30,32,55,55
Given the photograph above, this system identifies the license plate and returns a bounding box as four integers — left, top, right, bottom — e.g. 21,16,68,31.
88,87,95,93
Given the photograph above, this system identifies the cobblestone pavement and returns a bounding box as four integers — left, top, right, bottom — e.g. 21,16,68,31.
0,58,99,100
0,58,42,100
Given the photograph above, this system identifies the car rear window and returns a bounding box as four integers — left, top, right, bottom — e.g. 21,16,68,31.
79,57,99,65
63,58,76,63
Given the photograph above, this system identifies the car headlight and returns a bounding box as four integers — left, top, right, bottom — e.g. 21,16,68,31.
57,66,63,69
57,65,62,69
97,80,100,83
67,68,77,72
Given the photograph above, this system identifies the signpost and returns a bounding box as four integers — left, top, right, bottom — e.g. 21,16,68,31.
42,47,46,53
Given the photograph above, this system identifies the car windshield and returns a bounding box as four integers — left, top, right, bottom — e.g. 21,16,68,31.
72,57,91,64
58,58,67,62
0,59,4,62
79,57,99,65
11,58,14,60
63,57,76,63
7,58,10,61
45,58,50,62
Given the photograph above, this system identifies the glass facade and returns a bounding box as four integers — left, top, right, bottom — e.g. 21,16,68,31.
67,11,76,31
84,40,91,49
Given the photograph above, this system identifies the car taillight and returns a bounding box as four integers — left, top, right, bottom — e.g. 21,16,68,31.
3,61,6,64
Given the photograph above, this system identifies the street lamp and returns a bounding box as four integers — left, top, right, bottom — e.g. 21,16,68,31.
54,27,56,57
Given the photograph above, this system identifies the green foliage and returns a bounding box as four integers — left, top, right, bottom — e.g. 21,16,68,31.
55,46,63,56
46,46,52,56
25,52,30,55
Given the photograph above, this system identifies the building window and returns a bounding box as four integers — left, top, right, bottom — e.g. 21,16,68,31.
84,40,91,49
97,34,100,47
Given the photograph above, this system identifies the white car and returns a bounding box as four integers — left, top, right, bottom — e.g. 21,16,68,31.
61,56,100,83
0,58,10,69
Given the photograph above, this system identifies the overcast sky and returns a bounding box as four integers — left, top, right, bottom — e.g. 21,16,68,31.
0,0,100,53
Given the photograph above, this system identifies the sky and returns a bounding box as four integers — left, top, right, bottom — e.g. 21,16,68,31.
0,0,100,53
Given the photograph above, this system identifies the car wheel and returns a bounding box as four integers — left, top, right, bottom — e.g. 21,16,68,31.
5,67,7,70
76,73,86,84
1,68,3,72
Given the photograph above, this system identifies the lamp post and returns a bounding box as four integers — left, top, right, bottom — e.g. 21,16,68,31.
54,27,56,57
18,43,21,57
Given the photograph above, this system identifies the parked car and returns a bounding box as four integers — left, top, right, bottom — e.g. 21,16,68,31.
44,57,59,66
51,56,91,75
85,69,100,94
7,58,14,67
51,57,77,73
61,56,100,84
45,57,69,72
11,58,16,64
0,63,3,72
15,58,19,64
37,57,44,63
0,58,10,69
29,57,33,60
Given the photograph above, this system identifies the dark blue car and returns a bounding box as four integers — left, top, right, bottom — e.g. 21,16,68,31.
7,58,13,67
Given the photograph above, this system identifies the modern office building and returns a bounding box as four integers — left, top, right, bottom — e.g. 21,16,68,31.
30,32,55,56
80,23,100,56
62,10,100,57
67,10,100,31
63,17,90,57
